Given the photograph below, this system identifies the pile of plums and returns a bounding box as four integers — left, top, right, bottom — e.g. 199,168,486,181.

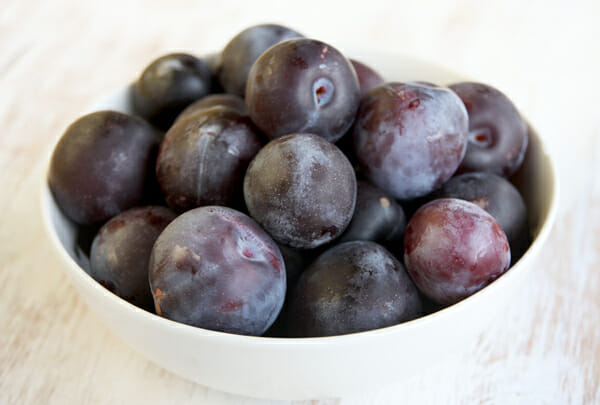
49,24,530,337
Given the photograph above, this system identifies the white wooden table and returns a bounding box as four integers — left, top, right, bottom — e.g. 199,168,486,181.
1,0,598,403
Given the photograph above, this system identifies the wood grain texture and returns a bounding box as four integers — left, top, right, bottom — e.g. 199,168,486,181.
1,0,599,403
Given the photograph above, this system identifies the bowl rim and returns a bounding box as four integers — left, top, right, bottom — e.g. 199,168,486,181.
39,54,560,346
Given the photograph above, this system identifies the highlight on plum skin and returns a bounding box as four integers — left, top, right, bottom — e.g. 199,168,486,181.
148,206,286,336
404,198,511,306
89,206,176,311
48,110,161,226
449,82,528,177
243,133,357,249
245,38,361,143
353,82,468,200
218,24,303,97
288,241,422,337
131,53,213,130
156,106,262,213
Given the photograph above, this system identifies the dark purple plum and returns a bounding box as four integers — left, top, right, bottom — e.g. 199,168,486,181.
131,53,212,130
244,134,357,249
404,198,511,305
245,39,361,142
218,24,303,96
288,241,422,337
49,110,160,226
175,93,248,124
149,206,286,336
338,180,406,245
156,106,262,213
353,82,468,200
350,59,384,96
449,82,528,177
90,206,176,310
432,172,529,262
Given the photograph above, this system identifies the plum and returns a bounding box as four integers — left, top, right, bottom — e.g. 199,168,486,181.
244,133,357,249
288,241,422,337
90,206,176,310
404,198,511,305
148,206,286,335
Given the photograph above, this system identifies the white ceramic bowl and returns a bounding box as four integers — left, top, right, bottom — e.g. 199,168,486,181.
40,50,558,400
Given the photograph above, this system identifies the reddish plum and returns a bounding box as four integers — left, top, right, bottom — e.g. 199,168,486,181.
404,198,511,305
433,172,529,262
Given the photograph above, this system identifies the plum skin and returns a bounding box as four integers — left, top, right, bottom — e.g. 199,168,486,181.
156,106,262,213
288,241,422,337
89,206,176,310
245,38,361,143
353,82,468,200
218,24,303,96
337,180,406,245
432,172,529,263
404,198,511,305
48,110,160,226
243,133,357,249
131,53,213,130
350,59,384,96
450,82,528,177
148,206,286,336
174,93,248,124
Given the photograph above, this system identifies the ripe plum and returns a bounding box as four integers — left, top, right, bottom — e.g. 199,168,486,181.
149,206,286,335
404,198,511,305
175,93,248,124
218,24,302,96
433,172,529,262
131,53,212,130
350,59,384,96
156,107,262,212
246,39,360,142
353,82,468,200
49,110,160,225
244,134,357,249
90,206,176,310
449,82,528,176
338,180,406,245
288,241,421,337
